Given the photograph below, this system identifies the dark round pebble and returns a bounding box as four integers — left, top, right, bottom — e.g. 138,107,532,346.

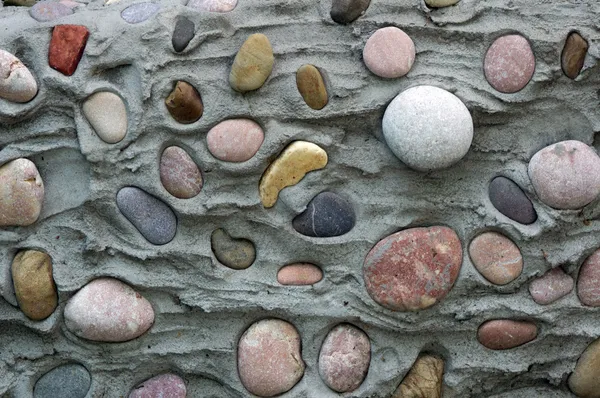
292,192,355,237
488,176,537,225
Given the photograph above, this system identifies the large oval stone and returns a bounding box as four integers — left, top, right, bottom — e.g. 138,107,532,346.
12,250,57,320
393,355,444,398
172,16,195,52
529,267,573,305
569,338,600,397
0,158,45,227
129,374,186,398
165,81,203,124
484,34,535,93
121,2,159,24
48,25,90,76
528,140,600,210
562,32,588,80
425,0,459,6
207,119,264,162
277,263,323,285
330,0,370,24
363,226,463,311
0,49,38,103
34,364,91,398
488,176,537,224
238,318,305,397
577,248,600,306
319,324,370,393
82,91,128,144
229,34,274,93
64,278,154,342
29,1,73,22
187,0,237,12
468,232,523,285
296,64,328,110
292,192,355,237
160,146,203,199
477,319,538,350
363,27,415,79
211,228,255,270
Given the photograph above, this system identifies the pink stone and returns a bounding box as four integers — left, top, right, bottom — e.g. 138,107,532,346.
577,249,600,306
318,324,371,393
363,27,415,79
238,318,305,397
363,226,463,311
528,140,600,210
129,374,186,398
160,146,203,199
468,232,523,285
277,263,323,285
207,119,264,162
0,158,44,227
64,278,154,342
484,34,535,93
187,0,237,12
477,319,538,350
529,267,573,305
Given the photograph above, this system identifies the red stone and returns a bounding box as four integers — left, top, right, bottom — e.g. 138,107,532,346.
477,319,538,350
48,25,89,76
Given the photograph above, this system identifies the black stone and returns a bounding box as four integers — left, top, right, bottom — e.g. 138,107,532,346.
489,176,537,225
34,364,91,398
293,192,356,237
172,16,195,53
330,0,371,24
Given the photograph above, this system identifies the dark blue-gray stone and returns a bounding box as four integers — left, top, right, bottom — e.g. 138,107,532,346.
293,192,356,237
489,176,537,225
330,0,371,24
172,16,195,52
29,1,73,22
33,364,91,398
116,187,177,245
121,2,160,24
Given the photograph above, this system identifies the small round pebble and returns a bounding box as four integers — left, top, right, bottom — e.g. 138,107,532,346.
363,27,415,79
529,267,573,305
33,364,91,398
207,119,264,162
292,192,356,237
187,0,237,12
229,33,274,93
29,1,73,22
160,146,203,199
12,250,57,320
577,248,600,306
0,49,38,103
468,232,523,285
277,263,323,285
172,16,195,52
211,228,255,270
488,176,537,225
477,319,538,350
484,34,535,93
129,374,186,398
569,338,600,397
296,64,328,110
330,0,370,24
165,81,203,124
121,2,160,24
82,91,128,144
0,158,45,227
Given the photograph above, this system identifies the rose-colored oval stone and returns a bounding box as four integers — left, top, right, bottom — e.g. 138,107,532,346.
319,324,371,393
206,119,264,162
363,226,463,311
238,318,305,397
528,140,600,210
529,267,573,305
477,319,538,350
363,27,415,79
468,232,523,285
129,374,186,398
160,146,203,199
577,248,600,307
277,263,323,285
64,278,154,342
484,34,535,93
0,158,45,227
0,49,38,103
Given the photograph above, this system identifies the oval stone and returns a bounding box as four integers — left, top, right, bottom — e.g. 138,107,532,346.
569,338,600,397
64,278,154,342
207,119,264,162
468,232,523,285
393,355,444,398
172,16,195,52
0,158,45,227
211,228,255,270
363,27,416,79
577,248,600,306
425,0,459,6
277,263,323,285
34,364,91,398
529,267,573,305
82,91,128,144
477,320,538,350
12,250,57,320
296,64,328,110
121,2,160,24
48,25,90,76
330,0,370,24
165,81,203,124
238,319,305,397
187,0,237,12
488,176,537,224
484,34,535,93
160,146,203,199
363,226,463,311
528,140,600,210
229,34,274,93
129,374,186,398
116,187,177,245
292,192,355,237
29,1,72,22
319,324,370,393
382,85,473,171
562,32,588,80
0,49,38,103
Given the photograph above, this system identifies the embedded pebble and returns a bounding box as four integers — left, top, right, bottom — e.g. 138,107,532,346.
229,34,274,93
121,2,159,24
393,355,444,398
172,16,195,52
292,192,355,237
0,158,45,227
569,338,600,397
528,140,600,210
207,119,264,162
382,85,473,171
129,374,186,398
33,364,91,398
238,319,305,397
211,228,255,270
296,64,328,110
529,267,573,305
468,231,523,285
165,81,203,124
425,0,459,6
277,263,323,285
484,34,535,93
259,141,328,208
562,32,588,79
187,0,237,12
488,176,537,224
330,0,370,24
477,319,538,350
82,91,128,144
48,25,89,76
64,278,154,342
319,324,370,393
12,250,57,320
29,1,72,22
577,248,600,306
363,226,462,311
160,146,203,199
0,49,38,103
363,27,415,79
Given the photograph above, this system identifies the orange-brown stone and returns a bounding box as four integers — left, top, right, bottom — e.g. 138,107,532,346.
48,25,89,76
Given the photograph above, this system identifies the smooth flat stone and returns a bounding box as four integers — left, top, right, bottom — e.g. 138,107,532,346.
577,248,600,306
160,146,203,199
12,250,57,320
319,324,370,393
330,0,370,24
529,267,573,305
29,1,72,21
528,140,600,210
488,176,537,224
82,91,128,144
477,319,537,350
187,0,237,12
363,27,415,79
172,16,195,52
129,374,186,398
292,192,355,237
0,49,38,103
211,228,255,270
207,119,264,162
121,2,159,24
64,278,154,342
48,25,89,76
363,226,462,311
562,32,588,79
569,338,600,397
117,187,177,245
425,0,459,6
484,34,535,93
0,158,44,227
238,319,305,397
229,34,274,93
392,355,444,398
34,364,91,398
277,263,323,285
296,64,328,110
468,232,523,285
165,81,203,124
382,85,473,171
259,141,328,208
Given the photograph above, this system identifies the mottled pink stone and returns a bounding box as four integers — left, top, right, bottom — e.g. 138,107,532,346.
160,146,203,199
363,26,415,78
0,158,44,227
529,267,573,305
206,119,264,162
129,374,186,398
468,232,523,285
277,263,323,285
477,319,538,350
578,249,600,306
484,34,535,93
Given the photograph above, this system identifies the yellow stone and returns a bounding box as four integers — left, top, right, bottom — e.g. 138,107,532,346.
296,64,328,110
12,250,58,321
229,33,274,93
569,338,600,397
259,141,328,208
393,355,444,398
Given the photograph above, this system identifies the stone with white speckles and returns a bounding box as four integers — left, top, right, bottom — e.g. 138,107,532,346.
484,34,535,93
477,319,538,350
207,119,264,162
128,374,186,398
0,158,44,227
363,27,415,79
529,267,573,305
577,248,600,307
0,49,38,103
468,231,522,285
160,146,203,199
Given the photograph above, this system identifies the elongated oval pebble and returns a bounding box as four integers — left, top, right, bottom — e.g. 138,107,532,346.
577,248,600,306
0,49,38,103
468,231,522,285
484,34,535,93
477,319,537,350
0,158,45,227
172,16,195,52
12,250,57,320
296,64,328,110
29,1,73,22
229,34,274,93
121,2,159,24
160,146,203,199
330,0,370,24
211,228,255,269
207,119,264,162
165,81,203,124
129,374,186,398
82,91,128,144
529,267,573,305
292,192,355,237
425,0,459,6
569,338,600,397
277,263,323,285
34,364,91,398
562,32,588,79
488,176,537,224
187,0,237,12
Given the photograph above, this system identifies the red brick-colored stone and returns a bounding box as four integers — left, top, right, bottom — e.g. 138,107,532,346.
477,319,537,350
48,25,89,76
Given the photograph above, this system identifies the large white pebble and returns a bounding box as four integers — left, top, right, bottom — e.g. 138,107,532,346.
82,91,128,144
0,49,38,103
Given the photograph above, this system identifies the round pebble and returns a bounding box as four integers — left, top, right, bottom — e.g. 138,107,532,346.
0,49,38,103
569,338,600,397
211,228,255,270
562,32,588,80
160,146,203,199
187,0,237,12
296,64,328,110
292,191,355,237
29,1,72,22
488,176,537,224
363,27,415,79
207,119,264,162
277,263,323,285
34,364,91,398
577,248,600,306
382,85,473,171
82,91,128,144
229,33,274,93
484,34,535,93
48,25,90,76
0,158,45,227
529,267,573,305
12,250,57,320
330,0,370,24
468,232,523,285
477,319,538,350
121,2,160,24
172,16,195,52
165,81,203,124
528,140,600,210
129,374,186,398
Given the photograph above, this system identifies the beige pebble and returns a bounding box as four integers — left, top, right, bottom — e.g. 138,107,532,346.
296,64,328,110
82,91,128,144
0,158,44,227
0,49,38,103
569,338,600,397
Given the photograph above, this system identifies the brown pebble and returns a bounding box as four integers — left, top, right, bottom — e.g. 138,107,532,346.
561,32,588,79
12,250,57,320
477,319,538,350
165,81,203,124
468,231,523,285
392,355,444,398
296,65,328,110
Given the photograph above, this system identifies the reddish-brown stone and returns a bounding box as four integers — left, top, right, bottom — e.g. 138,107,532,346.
48,25,89,76
277,263,323,285
577,248,600,306
477,319,538,350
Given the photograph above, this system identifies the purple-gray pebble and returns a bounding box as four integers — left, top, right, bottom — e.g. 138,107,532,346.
121,2,160,24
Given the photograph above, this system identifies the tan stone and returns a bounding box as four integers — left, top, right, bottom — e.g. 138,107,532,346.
569,338,600,397
425,0,459,7
229,34,274,93
165,81,203,124
393,355,444,398
562,32,588,80
296,64,328,110
12,250,57,320
0,158,44,227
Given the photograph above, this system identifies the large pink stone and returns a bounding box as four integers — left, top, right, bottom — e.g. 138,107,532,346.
529,267,573,305
468,232,523,285
206,119,264,162
0,158,45,227
484,34,535,93
129,374,186,398
477,319,538,350
577,249,600,306
277,263,323,285
363,226,463,311
363,26,415,79
160,146,203,199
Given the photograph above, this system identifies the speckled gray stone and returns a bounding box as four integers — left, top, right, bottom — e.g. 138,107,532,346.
33,364,91,398
172,16,195,52
121,2,159,24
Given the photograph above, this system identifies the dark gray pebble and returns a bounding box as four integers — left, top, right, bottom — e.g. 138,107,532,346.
211,228,255,270
172,16,195,52
293,192,356,237
330,0,370,24
489,176,537,225
34,364,91,398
